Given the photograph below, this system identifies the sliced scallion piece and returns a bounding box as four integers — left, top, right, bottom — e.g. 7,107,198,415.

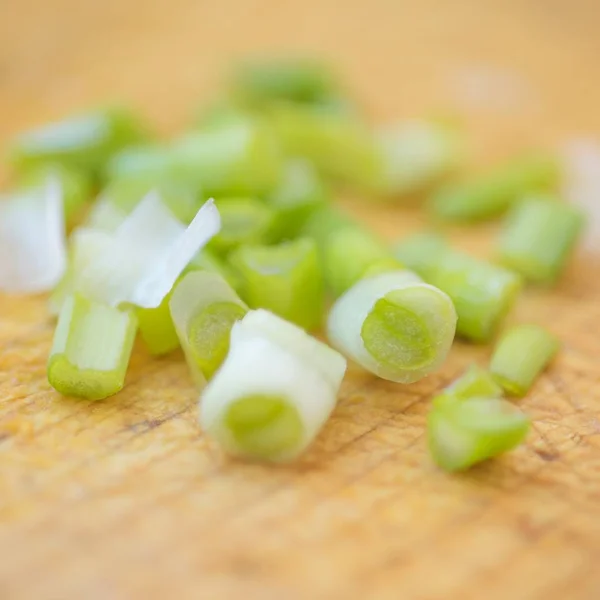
208,197,273,255
200,309,346,462
429,153,559,221
48,293,138,400
327,271,457,383
77,193,220,309
11,107,148,176
490,324,560,396
428,396,530,471
170,270,248,384
0,178,66,293
20,163,92,227
264,159,329,242
445,364,504,400
395,237,522,342
136,289,180,356
230,238,323,330
496,195,585,285
186,248,243,293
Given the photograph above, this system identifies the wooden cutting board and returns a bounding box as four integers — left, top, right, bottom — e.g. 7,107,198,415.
1,1,599,598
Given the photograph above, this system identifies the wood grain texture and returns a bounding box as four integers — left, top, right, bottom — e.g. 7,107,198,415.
1,1,600,598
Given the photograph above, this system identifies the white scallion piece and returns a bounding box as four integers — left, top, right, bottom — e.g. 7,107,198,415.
200,309,347,462
78,193,221,308
327,271,457,383
0,178,66,293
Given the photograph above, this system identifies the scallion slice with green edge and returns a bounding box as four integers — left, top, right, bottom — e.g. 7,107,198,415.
200,309,346,462
208,197,274,255
0,178,66,293
47,293,138,400
490,324,560,396
445,364,504,400
169,270,248,385
327,271,457,383
429,153,559,221
428,396,530,471
10,107,148,176
496,195,585,285
230,238,324,331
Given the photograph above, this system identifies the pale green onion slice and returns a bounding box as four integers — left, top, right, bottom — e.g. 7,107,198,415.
375,120,462,196
20,163,93,227
230,238,323,330
209,197,274,255
497,195,585,285
10,107,147,176
445,364,503,400
0,178,66,293
200,309,346,462
85,197,128,232
490,324,560,396
429,153,559,222
105,145,184,185
136,289,180,356
186,248,243,293
48,293,138,400
170,270,248,385
264,159,329,242
428,396,530,471
393,232,447,279
78,194,220,308
327,271,457,383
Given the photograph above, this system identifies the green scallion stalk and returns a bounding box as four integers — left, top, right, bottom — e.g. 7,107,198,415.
172,117,283,196
208,197,274,255
47,293,138,400
303,206,401,297
169,270,248,384
200,309,346,462
186,248,243,293
136,289,180,356
20,164,93,227
231,58,337,106
395,236,522,342
11,107,148,177
230,238,324,330
264,159,329,242
445,364,504,400
496,196,585,285
490,324,560,396
428,396,530,471
429,153,560,222
327,271,457,383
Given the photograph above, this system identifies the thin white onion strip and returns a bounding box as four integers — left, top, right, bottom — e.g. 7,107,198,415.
200,309,347,462
78,192,221,309
0,178,66,293
327,270,457,383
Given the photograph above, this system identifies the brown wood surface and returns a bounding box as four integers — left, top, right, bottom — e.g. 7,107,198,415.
1,1,600,598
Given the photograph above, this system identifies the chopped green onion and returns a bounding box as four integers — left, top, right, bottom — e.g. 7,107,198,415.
395,237,522,342
136,290,180,356
20,164,92,227
303,206,400,296
490,324,560,396
268,102,382,189
496,195,585,285
85,197,128,232
230,238,324,330
375,120,462,197
445,364,503,400
99,178,201,224
429,153,560,221
264,159,329,242
77,194,220,309
200,309,346,462
186,248,243,292
208,197,273,255
428,396,530,471
49,227,114,315
169,270,248,384
231,58,337,106
173,117,282,196
11,107,148,176
0,178,66,293
48,293,138,400
327,271,457,383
